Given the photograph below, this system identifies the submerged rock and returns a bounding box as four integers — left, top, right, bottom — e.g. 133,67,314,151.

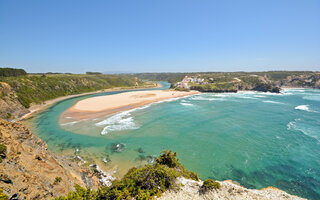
111,143,126,153
137,147,145,153
102,155,111,163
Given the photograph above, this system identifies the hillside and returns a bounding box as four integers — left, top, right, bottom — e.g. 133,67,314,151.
132,71,320,92
0,73,154,120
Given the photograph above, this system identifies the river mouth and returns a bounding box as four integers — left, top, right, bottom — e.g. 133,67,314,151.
25,86,320,200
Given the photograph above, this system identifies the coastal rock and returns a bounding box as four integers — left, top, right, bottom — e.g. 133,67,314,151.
158,177,306,200
0,119,86,199
0,82,28,120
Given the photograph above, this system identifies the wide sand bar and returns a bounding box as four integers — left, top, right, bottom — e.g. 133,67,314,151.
61,90,199,122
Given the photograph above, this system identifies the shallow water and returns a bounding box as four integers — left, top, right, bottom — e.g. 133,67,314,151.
27,84,320,199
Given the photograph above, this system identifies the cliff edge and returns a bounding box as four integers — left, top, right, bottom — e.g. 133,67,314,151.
0,119,86,199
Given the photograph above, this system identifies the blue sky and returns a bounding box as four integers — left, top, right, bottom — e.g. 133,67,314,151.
0,0,319,73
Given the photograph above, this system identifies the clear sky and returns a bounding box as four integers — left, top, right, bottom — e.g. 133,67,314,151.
0,0,319,73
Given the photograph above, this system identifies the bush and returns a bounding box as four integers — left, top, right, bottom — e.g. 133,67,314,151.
54,177,62,185
0,144,7,162
100,163,180,199
0,188,8,200
156,150,179,168
201,179,221,192
0,144,6,154
55,184,97,200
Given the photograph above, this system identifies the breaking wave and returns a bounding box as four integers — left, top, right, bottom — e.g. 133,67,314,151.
287,118,319,143
95,111,139,135
263,100,285,104
95,95,194,135
180,102,194,106
295,105,310,112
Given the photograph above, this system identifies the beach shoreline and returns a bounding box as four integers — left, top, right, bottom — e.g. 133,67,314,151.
60,90,200,123
18,83,162,122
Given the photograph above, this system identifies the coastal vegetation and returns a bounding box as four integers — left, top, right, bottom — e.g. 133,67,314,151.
0,74,147,108
55,150,201,200
0,67,27,77
0,143,6,163
0,188,8,200
0,68,155,119
201,179,221,192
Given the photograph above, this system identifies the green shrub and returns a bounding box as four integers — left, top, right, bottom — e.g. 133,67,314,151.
0,188,8,200
0,144,6,154
54,184,97,200
156,150,179,168
0,144,6,161
201,179,221,192
54,177,62,185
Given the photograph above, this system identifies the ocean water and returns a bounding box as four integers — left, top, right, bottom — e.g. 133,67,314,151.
27,84,320,199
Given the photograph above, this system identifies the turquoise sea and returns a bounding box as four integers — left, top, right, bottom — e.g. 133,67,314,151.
27,82,320,199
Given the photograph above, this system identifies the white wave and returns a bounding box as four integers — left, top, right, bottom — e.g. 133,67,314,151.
189,96,216,101
287,119,319,143
181,99,191,103
180,102,194,106
303,95,320,102
254,95,266,98
237,91,257,94
61,120,81,126
295,105,310,112
95,94,197,135
98,114,138,135
263,100,285,104
65,116,72,119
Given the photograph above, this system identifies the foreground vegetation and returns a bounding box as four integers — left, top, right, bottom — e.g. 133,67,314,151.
0,71,151,108
55,150,219,200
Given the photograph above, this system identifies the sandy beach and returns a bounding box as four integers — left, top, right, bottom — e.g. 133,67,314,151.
18,83,161,121
60,90,199,122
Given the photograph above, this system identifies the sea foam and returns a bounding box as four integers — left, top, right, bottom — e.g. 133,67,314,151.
295,105,310,112
180,102,194,106
95,95,193,135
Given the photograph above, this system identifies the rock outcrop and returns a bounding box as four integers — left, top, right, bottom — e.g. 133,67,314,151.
159,177,305,200
0,119,86,199
281,74,320,89
0,82,28,120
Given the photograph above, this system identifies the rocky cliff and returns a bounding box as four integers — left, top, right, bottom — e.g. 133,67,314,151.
0,82,28,120
0,119,89,199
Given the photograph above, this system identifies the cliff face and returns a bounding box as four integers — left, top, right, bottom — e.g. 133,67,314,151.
0,82,28,120
0,119,86,199
281,74,320,88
